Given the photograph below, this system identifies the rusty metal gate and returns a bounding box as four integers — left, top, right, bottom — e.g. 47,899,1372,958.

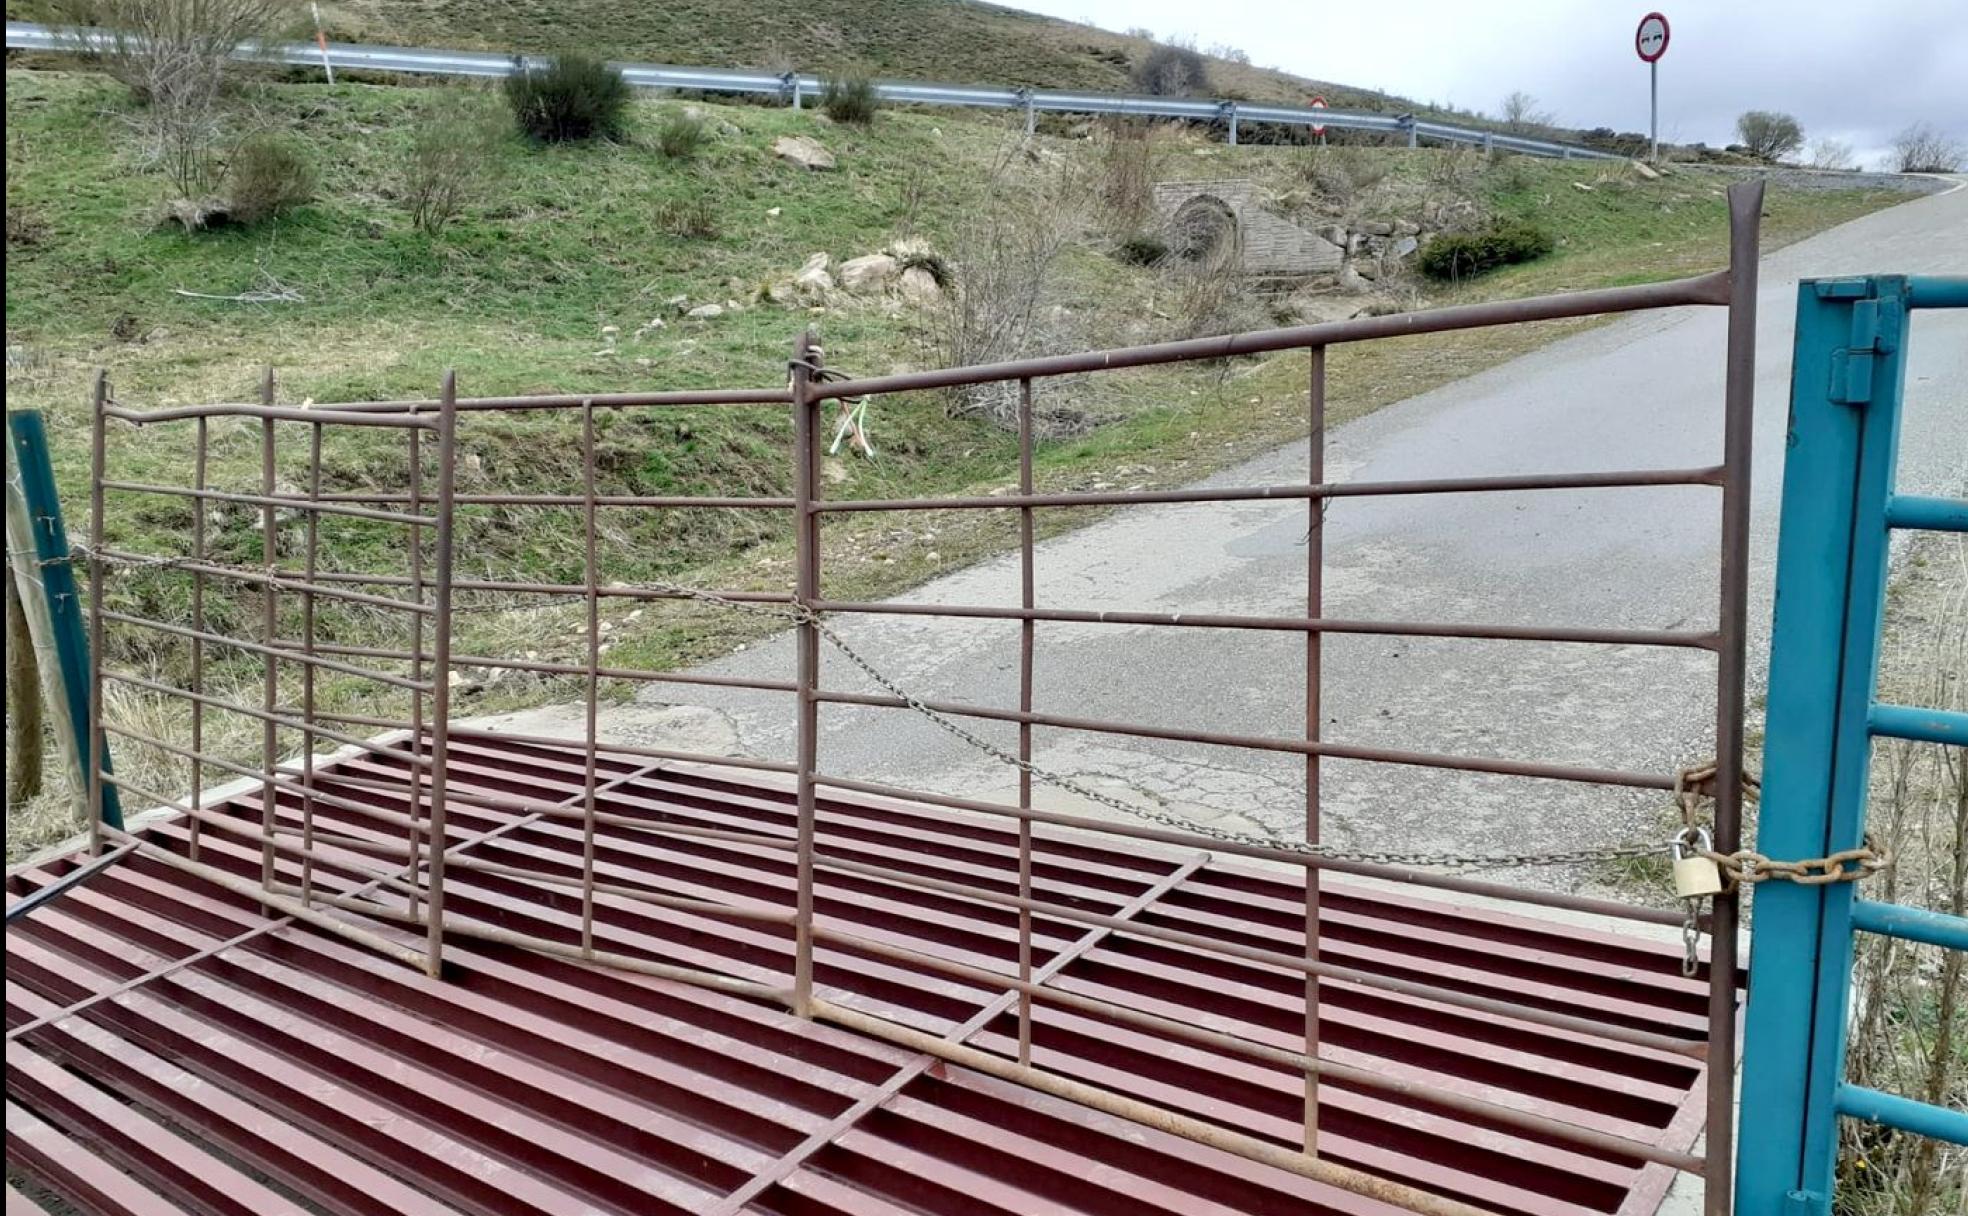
7,181,1768,1216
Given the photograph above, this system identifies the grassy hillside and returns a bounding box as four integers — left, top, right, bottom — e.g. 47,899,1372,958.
313,0,1376,109
3,66,1910,857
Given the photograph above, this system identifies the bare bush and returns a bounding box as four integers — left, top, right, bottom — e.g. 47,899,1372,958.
1893,122,1966,173
1735,110,1805,161
932,137,1091,426
1132,42,1209,97
49,0,293,198
401,100,499,235
1095,119,1157,234
1808,137,1857,171
1499,90,1552,133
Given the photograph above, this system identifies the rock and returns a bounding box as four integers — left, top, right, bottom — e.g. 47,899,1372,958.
1357,219,1395,237
838,253,900,293
156,198,232,232
888,236,934,259
766,206,782,217
1630,159,1661,180
897,266,942,303
1337,264,1374,295
772,135,836,171
686,303,724,319
1315,224,1348,247
1353,259,1379,281
1393,219,1420,236
1390,235,1419,258
665,293,689,312
1288,294,1369,324
1572,181,1595,192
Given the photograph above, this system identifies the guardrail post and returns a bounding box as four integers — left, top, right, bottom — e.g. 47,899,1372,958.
1223,101,1238,146
1020,87,1035,136
1735,276,1911,1216
784,71,801,110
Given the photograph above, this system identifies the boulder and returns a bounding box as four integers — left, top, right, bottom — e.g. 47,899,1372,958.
792,252,836,297
1337,263,1374,295
838,253,900,293
1630,159,1662,180
897,266,942,304
1390,235,1419,258
1357,219,1395,237
686,303,725,319
772,135,836,171
1288,294,1369,324
1315,223,1348,247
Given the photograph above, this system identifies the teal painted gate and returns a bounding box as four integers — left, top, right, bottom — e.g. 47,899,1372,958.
1736,274,1968,1215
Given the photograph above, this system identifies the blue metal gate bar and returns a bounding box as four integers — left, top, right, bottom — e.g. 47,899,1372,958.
1736,273,1968,1216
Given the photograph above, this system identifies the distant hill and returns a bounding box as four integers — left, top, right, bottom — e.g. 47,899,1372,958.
317,0,1401,111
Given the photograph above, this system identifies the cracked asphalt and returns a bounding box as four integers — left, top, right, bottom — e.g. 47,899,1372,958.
480,178,1966,894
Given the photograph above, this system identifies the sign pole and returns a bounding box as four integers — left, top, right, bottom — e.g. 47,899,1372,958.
1650,60,1658,161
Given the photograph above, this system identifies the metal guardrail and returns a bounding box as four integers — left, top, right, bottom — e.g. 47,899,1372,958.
5,20,1626,161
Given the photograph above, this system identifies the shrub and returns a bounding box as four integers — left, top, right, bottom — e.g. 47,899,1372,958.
656,111,709,160
1893,121,1965,172
1114,233,1168,266
1415,219,1553,281
224,134,315,224
402,104,499,235
821,76,880,125
1735,110,1804,161
654,195,719,240
505,53,631,143
1132,43,1209,97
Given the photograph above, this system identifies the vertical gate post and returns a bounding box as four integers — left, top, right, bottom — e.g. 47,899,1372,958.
1735,276,1911,1216
790,332,822,1017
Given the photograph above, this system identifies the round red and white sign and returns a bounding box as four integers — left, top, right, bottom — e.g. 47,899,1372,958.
1309,94,1328,135
1635,12,1670,63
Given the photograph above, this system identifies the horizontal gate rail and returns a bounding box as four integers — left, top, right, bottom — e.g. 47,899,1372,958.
1736,273,1968,1215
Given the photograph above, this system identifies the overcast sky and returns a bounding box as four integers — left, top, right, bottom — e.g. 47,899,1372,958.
1019,1,1966,169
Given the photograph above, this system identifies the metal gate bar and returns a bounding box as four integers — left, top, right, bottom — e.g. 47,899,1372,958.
17,180,1772,1215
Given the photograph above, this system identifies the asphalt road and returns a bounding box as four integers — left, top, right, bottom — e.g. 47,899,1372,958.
492,179,1966,888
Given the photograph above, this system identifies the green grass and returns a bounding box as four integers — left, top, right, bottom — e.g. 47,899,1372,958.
3,68,1912,859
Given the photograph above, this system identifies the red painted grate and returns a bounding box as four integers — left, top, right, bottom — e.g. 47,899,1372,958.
8,733,1721,1216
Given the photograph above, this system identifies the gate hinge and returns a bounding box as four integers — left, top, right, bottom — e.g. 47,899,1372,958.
1827,294,1904,406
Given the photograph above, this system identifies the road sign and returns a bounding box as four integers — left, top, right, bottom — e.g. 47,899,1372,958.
1636,12,1669,162
1309,94,1328,135
1635,12,1669,62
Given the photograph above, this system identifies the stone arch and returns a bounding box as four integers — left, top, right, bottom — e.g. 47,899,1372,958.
1169,193,1241,265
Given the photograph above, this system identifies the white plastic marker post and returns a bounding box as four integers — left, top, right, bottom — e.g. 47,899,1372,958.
1635,12,1669,161
1309,94,1328,147
312,3,335,85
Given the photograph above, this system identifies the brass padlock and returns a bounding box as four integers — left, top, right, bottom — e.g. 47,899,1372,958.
1671,828,1724,900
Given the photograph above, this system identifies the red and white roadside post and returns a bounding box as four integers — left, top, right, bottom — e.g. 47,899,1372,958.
1309,94,1328,146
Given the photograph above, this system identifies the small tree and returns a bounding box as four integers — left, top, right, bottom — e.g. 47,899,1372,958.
1892,122,1965,172
1735,110,1804,161
1499,90,1553,132
1807,137,1855,171
505,53,631,143
1133,42,1209,97
48,0,293,200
